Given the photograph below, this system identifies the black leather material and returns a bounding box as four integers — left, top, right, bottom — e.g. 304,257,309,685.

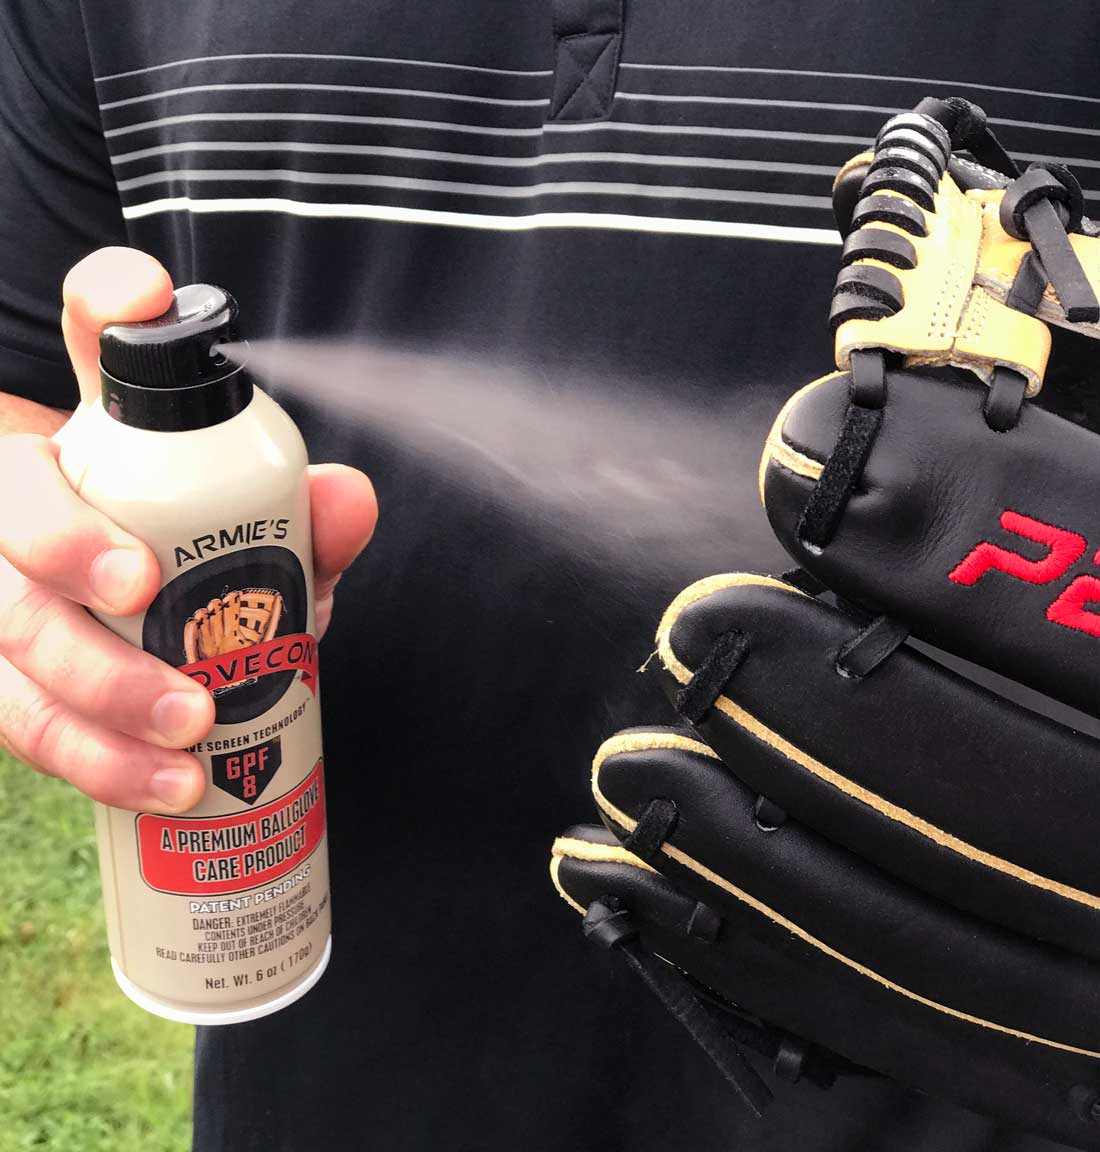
849,193,928,236
593,734,1100,1047
840,228,918,271
765,365,1100,719
559,822,708,935
555,820,1100,1150
555,357,1100,1147
654,578,1100,957
876,112,951,164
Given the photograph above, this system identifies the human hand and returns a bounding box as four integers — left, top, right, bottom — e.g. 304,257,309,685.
0,247,377,813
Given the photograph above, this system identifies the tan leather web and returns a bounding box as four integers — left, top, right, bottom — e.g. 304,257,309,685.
584,726,1100,1059
834,151,1053,396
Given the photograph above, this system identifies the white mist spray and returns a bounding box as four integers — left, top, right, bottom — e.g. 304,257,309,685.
219,340,789,583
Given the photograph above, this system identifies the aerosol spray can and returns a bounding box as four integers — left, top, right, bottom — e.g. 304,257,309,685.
56,285,331,1024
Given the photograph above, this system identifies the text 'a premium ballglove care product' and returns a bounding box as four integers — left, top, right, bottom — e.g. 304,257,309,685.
55,285,331,1024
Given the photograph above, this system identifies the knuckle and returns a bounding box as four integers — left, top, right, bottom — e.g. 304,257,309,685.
22,526,92,583
0,726,53,776
85,652,145,720
15,692,70,770
0,442,109,587
0,580,57,665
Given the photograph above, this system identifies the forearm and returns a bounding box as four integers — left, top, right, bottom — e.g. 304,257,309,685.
0,392,70,437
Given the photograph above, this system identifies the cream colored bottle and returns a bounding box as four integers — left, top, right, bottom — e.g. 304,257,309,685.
55,285,331,1024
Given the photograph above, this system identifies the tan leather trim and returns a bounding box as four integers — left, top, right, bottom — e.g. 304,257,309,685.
549,854,587,914
654,574,1100,917
655,573,808,674
549,835,656,915
836,176,978,359
587,732,721,874
593,729,719,770
552,835,656,872
589,725,1100,1059
757,374,836,504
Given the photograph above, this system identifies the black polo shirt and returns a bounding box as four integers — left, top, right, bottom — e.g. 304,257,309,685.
2,1,1095,1148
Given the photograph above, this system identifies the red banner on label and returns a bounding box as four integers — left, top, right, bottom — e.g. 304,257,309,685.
180,632,318,695
136,762,326,896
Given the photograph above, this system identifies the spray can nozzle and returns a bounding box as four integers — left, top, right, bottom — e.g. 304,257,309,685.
98,284,253,431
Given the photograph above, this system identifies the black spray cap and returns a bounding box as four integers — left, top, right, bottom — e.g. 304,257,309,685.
100,283,239,389
99,284,253,431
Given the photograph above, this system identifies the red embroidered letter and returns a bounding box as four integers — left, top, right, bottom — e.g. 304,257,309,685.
948,510,1085,586
1047,576,1100,636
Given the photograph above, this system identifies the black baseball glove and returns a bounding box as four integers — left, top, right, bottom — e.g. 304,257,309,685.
550,96,1100,1149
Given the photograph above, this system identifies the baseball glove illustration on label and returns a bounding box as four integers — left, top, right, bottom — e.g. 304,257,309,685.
144,545,312,725
183,587,285,671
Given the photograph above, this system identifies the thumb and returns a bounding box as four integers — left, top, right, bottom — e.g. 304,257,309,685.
62,247,175,404
308,464,378,637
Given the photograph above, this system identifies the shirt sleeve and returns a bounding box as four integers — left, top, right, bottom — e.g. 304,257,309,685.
0,0,127,409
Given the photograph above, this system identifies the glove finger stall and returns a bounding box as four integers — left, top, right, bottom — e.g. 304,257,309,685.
650,573,1100,958
587,730,1100,1149
762,366,1100,720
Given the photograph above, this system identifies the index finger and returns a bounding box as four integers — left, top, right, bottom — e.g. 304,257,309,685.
61,246,175,404
0,434,159,614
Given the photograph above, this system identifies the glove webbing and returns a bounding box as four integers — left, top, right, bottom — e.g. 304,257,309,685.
805,223,1083,551
919,96,1097,323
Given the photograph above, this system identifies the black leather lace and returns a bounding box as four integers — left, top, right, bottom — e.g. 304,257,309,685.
999,163,1098,323
582,895,860,1116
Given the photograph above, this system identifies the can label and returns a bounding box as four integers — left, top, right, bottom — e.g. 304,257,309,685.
143,543,310,725
182,634,319,701
96,528,330,1012
210,734,284,805
136,762,325,895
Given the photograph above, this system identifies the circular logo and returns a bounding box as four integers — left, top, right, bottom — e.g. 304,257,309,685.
143,545,308,724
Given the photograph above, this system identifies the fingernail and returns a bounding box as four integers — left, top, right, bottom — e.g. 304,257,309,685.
90,548,147,612
149,766,202,811
152,690,209,744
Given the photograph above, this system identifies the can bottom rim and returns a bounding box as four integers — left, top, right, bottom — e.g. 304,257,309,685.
110,934,332,1025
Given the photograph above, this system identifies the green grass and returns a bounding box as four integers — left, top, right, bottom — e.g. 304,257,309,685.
0,752,193,1151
